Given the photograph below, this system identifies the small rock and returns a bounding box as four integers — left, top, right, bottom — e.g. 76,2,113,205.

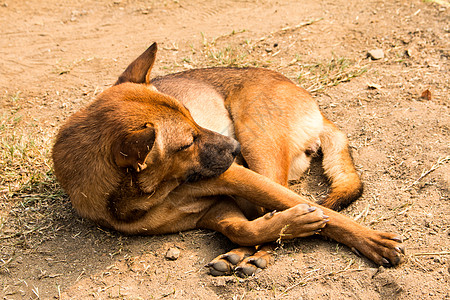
420,89,432,100
165,247,180,260
372,265,385,278
368,83,382,90
405,49,413,57
265,48,273,53
367,49,384,60
368,267,379,277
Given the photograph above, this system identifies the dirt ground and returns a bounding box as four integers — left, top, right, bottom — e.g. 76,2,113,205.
1,0,449,299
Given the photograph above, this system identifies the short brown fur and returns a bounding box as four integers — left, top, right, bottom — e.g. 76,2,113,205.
53,43,404,275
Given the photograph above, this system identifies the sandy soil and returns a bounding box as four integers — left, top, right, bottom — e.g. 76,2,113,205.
0,0,449,299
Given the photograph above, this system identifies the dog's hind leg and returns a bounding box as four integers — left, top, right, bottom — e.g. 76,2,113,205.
318,116,363,211
227,83,324,187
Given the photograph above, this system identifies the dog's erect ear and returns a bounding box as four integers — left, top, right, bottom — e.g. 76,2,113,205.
115,42,157,85
114,125,156,172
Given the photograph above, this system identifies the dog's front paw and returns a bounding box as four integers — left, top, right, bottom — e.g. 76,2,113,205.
353,230,405,267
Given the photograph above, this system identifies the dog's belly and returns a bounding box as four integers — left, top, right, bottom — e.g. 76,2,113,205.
152,78,235,137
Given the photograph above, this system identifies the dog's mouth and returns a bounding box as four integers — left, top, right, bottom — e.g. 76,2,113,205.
185,164,231,182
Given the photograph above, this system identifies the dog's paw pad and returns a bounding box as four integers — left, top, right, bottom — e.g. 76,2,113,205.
207,259,233,276
235,264,259,277
224,253,243,265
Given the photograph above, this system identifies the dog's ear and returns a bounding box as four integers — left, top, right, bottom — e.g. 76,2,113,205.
114,124,156,172
115,42,157,85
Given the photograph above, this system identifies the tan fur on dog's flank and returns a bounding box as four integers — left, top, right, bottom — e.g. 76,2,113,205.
53,43,404,276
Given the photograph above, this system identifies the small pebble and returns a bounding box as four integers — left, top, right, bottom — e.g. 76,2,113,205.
368,83,382,90
165,247,180,260
367,49,384,60
420,89,432,101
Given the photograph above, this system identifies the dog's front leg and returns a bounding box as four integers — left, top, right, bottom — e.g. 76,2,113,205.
195,196,327,276
182,163,305,210
189,163,405,267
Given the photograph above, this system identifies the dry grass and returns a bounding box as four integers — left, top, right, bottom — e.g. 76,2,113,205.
182,29,368,94
297,58,368,93
1,93,52,192
0,92,66,247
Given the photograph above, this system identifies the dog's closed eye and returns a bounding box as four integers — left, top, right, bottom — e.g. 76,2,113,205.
177,142,194,152
176,133,198,152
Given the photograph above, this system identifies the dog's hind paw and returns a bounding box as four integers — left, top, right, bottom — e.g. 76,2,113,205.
234,246,274,277
207,247,254,276
206,245,274,277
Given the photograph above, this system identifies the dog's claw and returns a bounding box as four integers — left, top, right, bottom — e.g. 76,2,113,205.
395,246,405,254
381,258,391,267
392,236,403,243
351,247,362,257
235,265,258,277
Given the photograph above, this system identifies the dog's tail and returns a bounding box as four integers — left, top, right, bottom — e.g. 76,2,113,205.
319,116,363,211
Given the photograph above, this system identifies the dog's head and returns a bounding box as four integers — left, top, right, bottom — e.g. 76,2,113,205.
108,43,240,189
52,43,239,219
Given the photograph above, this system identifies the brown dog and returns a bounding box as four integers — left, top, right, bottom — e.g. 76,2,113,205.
52,43,404,276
